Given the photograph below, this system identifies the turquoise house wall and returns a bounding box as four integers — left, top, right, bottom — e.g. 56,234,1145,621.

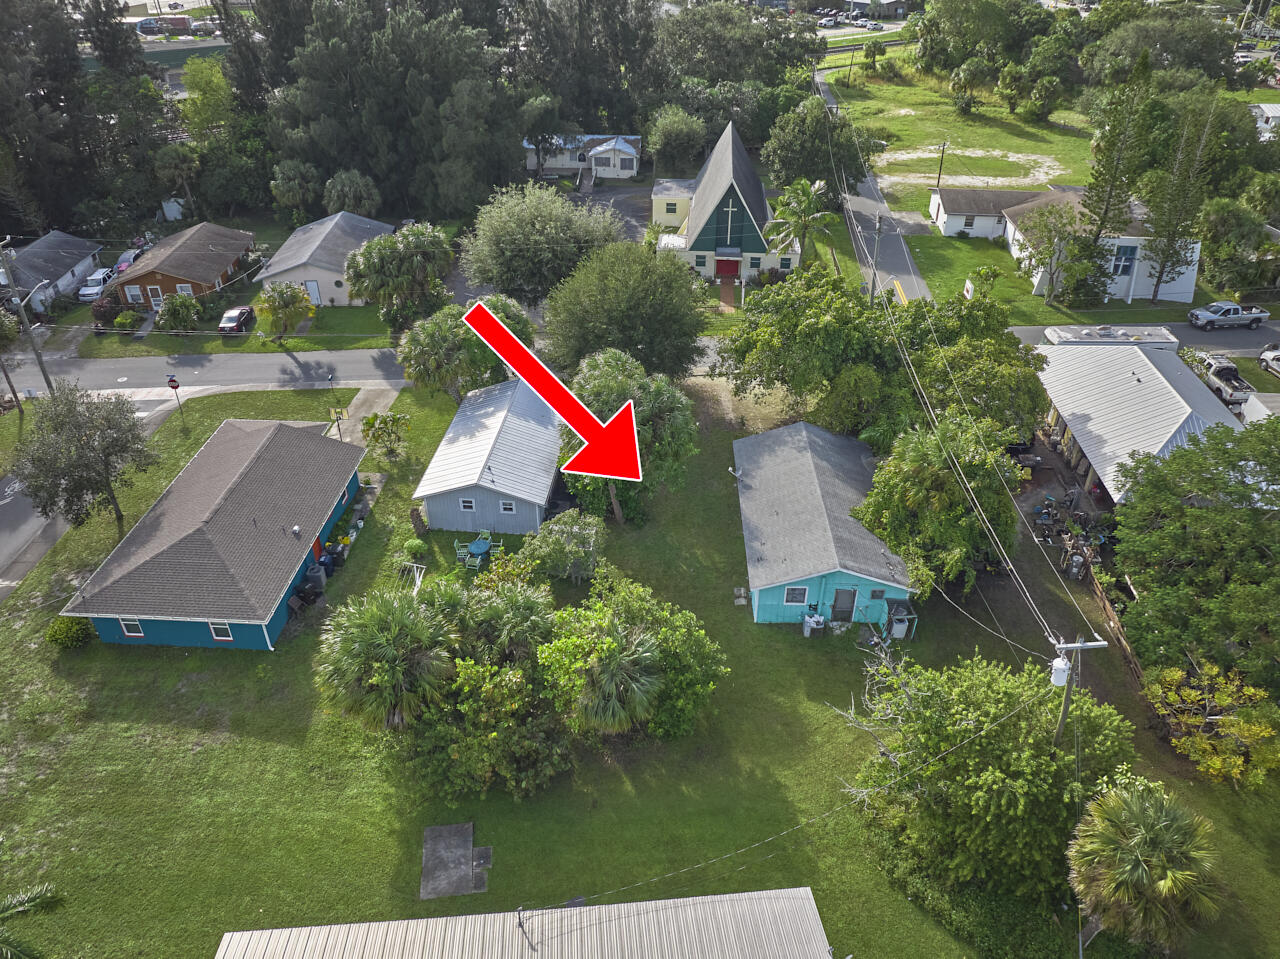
751,570,912,626
90,469,359,651
689,186,768,253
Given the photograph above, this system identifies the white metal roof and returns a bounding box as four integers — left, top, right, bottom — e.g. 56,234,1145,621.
1251,103,1280,118
1036,345,1241,501
413,379,561,506
214,888,832,959
1041,325,1179,350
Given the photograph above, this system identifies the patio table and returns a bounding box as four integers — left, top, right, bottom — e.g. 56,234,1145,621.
468,538,491,557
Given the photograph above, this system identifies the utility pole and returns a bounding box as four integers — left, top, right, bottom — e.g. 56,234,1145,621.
868,214,883,299
0,238,55,394
1050,634,1110,753
935,141,947,189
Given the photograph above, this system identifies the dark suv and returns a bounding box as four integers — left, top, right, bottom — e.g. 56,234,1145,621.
218,306,255,333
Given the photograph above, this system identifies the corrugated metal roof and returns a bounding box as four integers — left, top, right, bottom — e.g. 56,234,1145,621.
257,211,394,282
214,887,831,959
413,379,561,506
1036,345,1241,501
733,423,910,592
62,420,364,622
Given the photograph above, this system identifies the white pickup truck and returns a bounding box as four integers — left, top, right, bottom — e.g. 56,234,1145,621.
1187,301,1271,330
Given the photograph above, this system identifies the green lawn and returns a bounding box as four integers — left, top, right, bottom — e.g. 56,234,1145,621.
1237,357,1280,392
3,382,1278,958
906,233,1215,325
76,304,392,359
878,153,1031,178
0,401,38,473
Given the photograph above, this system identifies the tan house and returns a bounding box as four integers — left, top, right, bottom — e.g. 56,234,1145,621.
108,222,254,311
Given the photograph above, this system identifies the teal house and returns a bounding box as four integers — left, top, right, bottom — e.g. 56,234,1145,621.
62,419,364,651
733,423,915,632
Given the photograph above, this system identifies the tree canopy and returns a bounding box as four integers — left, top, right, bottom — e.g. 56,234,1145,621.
345,222,453,330
396,296,534,403
760,96,866,202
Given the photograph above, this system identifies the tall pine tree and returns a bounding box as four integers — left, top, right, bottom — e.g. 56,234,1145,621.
1082,53,1152,244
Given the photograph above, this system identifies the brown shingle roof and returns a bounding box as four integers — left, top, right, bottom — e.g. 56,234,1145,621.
63,420,364,623
108,221,254,287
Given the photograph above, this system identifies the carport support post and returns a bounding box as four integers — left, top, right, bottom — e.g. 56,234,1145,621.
0,239,55,393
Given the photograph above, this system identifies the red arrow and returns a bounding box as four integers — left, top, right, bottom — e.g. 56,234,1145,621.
461,301,643,482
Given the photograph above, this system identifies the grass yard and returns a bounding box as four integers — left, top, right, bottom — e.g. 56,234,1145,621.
877,153,1032,179
0,402,38,473
906,233,1215,325
3,380,1278,958
1236,357,1280,392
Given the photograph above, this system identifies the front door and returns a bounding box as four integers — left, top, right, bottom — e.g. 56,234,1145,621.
831,589,856,623
304,280,322,305
715,258,740,277
147,285,163,311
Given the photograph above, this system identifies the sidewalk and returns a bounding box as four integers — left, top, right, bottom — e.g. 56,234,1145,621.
324,387,401,444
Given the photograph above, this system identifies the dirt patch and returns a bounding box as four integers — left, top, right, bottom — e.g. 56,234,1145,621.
876,147,1067,189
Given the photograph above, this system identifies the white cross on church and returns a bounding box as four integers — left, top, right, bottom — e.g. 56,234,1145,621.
722,196,737,244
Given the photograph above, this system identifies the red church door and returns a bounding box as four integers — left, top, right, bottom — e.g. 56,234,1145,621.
715,258,739,277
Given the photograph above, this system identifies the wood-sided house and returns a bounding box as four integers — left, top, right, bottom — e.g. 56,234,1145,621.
733,423,914,630
106,221,254,312
651,122,798,281
61,420,364,651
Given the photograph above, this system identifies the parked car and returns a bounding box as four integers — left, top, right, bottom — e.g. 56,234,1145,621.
818,17,836,26
135,17,160,34
867,21,885,29
1196,354,1255,406
1187,301,1271,330
191,19,217,35
115,248,142,273
77,267,115,303
853,17,870,26
168,1,183,8
1237,41,1258,51
1260,343,1280,378
218,306,256,333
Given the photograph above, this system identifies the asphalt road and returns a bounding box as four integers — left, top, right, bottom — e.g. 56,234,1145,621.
1010,321,1280,355
0,475,44,579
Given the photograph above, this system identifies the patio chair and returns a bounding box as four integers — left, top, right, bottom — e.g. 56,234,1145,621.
465,554,483,571
455,547,469,562
479,529,492,541
491,538,504,552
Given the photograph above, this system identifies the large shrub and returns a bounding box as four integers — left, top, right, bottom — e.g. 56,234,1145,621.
155,293,202,332
46,616,95,649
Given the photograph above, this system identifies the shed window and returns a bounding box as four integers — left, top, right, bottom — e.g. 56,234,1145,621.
749,256,761,269
209,621,233,641
499,500,516,513
124,285,144,303
962,215,976,229
459,498,475,512
870,589,885,600
665,202,677,215
620,157,635,170
120,617,143,637
780,257,792,270
783,586,808,605
694,254,706,267
175,283,193,296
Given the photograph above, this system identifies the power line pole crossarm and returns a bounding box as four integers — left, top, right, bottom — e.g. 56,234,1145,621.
0,236,55,394
1050,635,1109,753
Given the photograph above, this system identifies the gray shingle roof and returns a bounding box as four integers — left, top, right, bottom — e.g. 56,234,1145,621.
4,230,102,290
686,122,771,244
933,188,1044,217
215,887,831,959
1003,187,1148,236
732,423,910,592
256,211,394,282
62,420,364,623
1036,345,1240,501
107,221,253,288
413,379,561,506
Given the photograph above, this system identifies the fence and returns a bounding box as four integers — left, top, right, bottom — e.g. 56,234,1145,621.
1081,565,1144,688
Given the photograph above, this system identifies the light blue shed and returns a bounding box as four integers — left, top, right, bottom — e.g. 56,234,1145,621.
732,423,914,630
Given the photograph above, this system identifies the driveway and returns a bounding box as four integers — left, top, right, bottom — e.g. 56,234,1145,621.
570,183,651,241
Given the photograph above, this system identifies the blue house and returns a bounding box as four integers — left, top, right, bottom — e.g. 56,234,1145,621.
62,419,365,651
732,423,914,631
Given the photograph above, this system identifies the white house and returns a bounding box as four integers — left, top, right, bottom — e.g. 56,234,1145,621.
256,211,394,306
0,230,102,313
650,122,799,281
928,188,1042,239
1249,103,1280,142
1002,188,1200,304
1036,344,1240,502
523,134,641,180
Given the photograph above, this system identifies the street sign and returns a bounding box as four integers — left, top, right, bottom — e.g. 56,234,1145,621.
330,407,349,421
963,278,974,300
168,377,179,390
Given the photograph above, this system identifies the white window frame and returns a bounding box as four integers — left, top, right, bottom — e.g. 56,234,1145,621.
665,201,677,215
339,488,348,506
870,589,886,600
780,257,792,270
694,254,706,267
120,617,144,637
619,157,635,170
499,500,516,514
459,498,476,512
593,155,612,168
124,285,144,304
175,283,194,296
783,586,808,605
209,621,233,642
749,256,761,269
1111,245,1138,277
962,215,976,229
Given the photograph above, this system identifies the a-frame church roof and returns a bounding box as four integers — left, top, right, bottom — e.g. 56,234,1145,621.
686,123,772,245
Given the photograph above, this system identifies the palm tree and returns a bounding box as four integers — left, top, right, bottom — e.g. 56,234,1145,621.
344,222,453,308
765,179,841,267
256,282,313,342
1068,782,1223,951
316,589,454,730
643,220,676,252
576,616,663,735
1,882,59,959
461,579,556,663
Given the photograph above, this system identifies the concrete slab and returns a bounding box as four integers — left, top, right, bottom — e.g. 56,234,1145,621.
420,822,481,900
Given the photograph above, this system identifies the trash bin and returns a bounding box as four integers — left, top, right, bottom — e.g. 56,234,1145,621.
802,614,814,638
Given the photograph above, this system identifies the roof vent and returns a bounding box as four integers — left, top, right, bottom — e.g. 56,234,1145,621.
291,525,301,535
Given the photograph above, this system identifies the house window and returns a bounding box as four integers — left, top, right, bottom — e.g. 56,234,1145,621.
577,152,586,163
119,617,143,637
334,279,344,288
963,215,976,229
665,202,677,215
124,285,143,303
783,586,808,605
780,257,792,270
339,488,348,506
620,157,635,170
1111,245,1137,276
870,589,885,600
209,621,233,642
694,254,706,267
749,256,761,269
593,156,612,168
175,283,193,296
499,500,516,513
459,498,475,512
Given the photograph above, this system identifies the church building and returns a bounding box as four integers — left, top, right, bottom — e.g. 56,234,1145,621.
650,122,798,281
